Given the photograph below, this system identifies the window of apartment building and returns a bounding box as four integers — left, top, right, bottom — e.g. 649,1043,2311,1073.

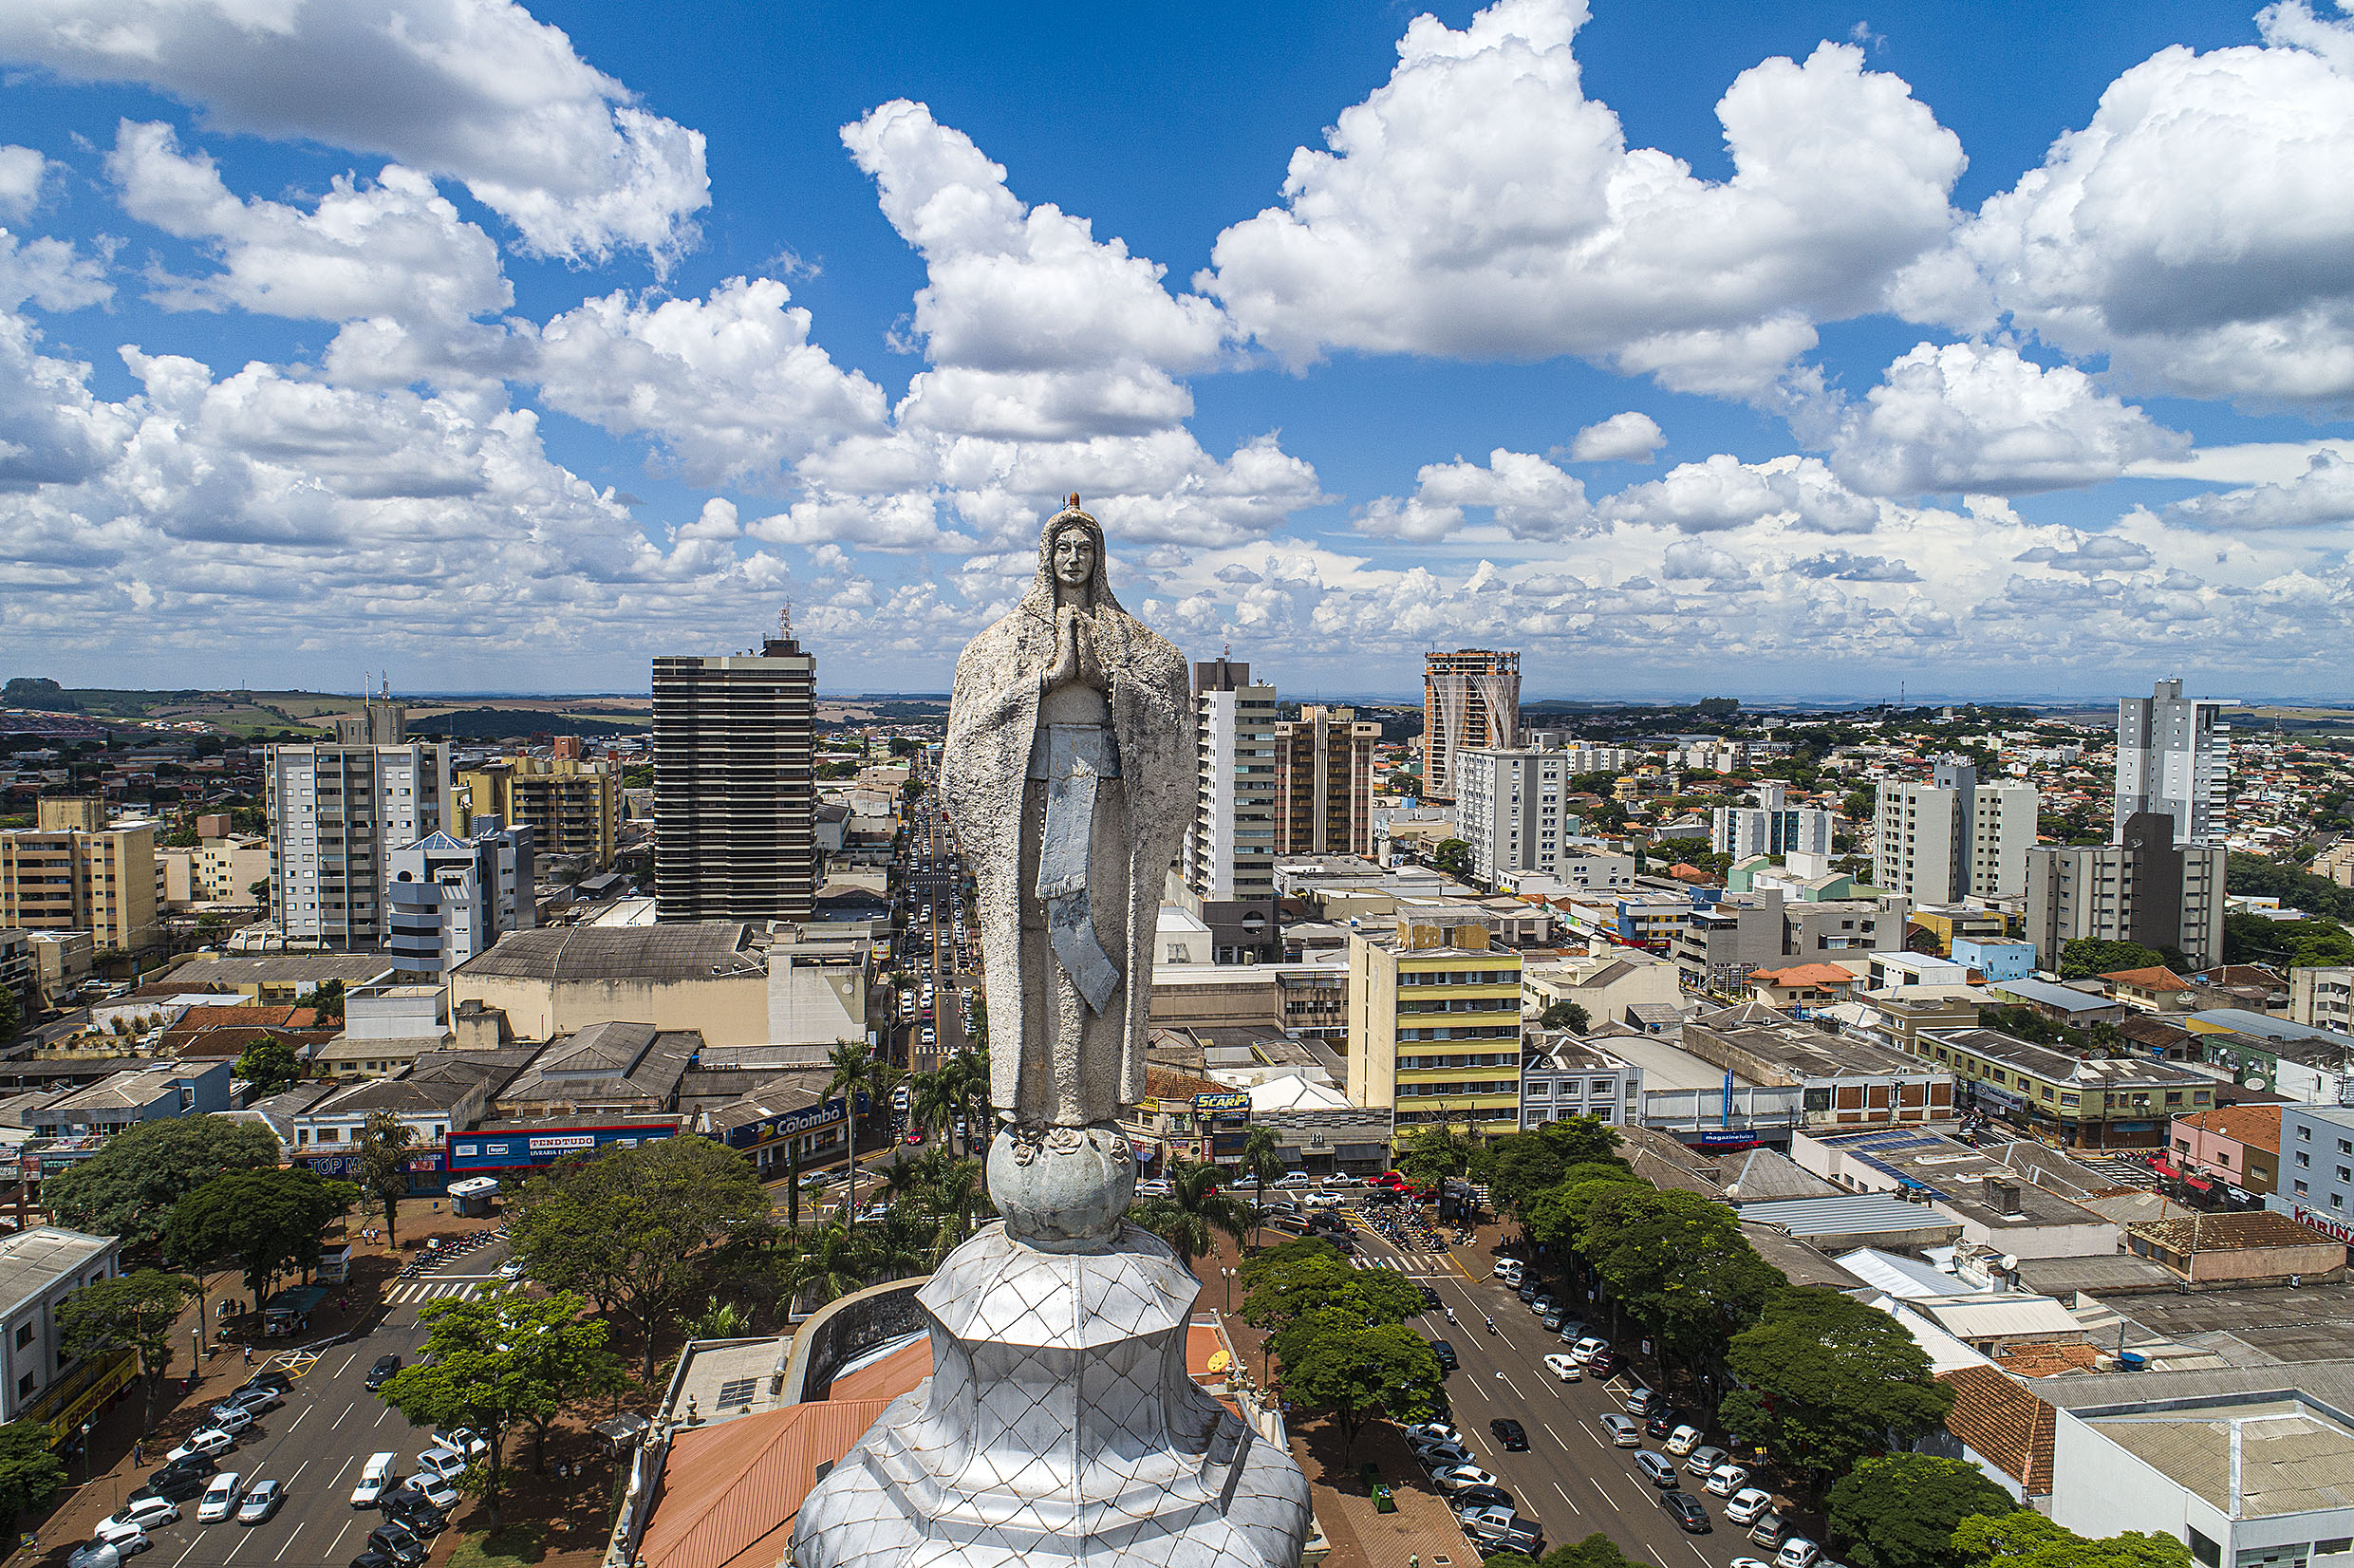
2340,1138,2351,1155
12,1324,30,1350
2299,1125,2311,1140
13,1373,30,1400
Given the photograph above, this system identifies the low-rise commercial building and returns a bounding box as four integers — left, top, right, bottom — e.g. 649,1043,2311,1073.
2124,1212,2345,1285
2170,1104,2282,1197
1678,1001,1956,1133
1522,950,1682,1031
0,1227,122,1423
15,1058,233,1139
1520,1035,1643,1129
1914,1027,2216,1148
450,923,769,1046
1796,1129,2120,1260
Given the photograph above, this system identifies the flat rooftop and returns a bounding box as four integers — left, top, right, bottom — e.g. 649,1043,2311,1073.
2083,1395,2354,1517
1928,1028,2216,1091
1685,1001,1936,1081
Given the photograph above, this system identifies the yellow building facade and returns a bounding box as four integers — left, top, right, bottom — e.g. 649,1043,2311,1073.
1348,915,1523,1134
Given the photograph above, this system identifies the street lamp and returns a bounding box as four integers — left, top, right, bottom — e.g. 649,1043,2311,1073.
1221,1266,1234,1315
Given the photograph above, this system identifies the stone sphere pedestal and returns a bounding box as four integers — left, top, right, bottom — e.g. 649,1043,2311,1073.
790,1134,1312,1568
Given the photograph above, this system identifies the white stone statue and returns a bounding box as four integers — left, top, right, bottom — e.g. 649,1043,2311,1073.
941,495,1191,1240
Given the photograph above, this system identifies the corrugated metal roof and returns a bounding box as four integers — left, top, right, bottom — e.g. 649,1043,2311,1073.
639,1398,893,1568
1735,1193,1960,1236
456,924,760,982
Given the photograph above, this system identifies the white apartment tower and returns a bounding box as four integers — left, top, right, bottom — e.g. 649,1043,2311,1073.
1181,658,1280,963
1455,748,1571,885
386,821,535,975
1874,756,2037,903
2115,678,2233,846
267,693,454,950
1711,782,1836,861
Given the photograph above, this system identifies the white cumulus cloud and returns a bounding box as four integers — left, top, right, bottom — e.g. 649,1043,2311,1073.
1568,410,1665,463
1604,453,1878,533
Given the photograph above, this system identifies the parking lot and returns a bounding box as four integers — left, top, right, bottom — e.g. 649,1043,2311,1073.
1354,1224,1804,1568
71,1243,511,1568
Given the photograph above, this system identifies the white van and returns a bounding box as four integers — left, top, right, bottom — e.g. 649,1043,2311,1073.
350,1452,397,1508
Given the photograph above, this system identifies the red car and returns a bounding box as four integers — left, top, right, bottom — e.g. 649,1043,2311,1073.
905,1130,925,1145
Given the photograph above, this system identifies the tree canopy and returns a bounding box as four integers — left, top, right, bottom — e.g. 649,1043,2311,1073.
1275,1314,1444,1453
1722,1287,1952,1491
1828,1454,2017,1568
1239,1239,1424,1342
506,1136,771,1379
46,1115,284,1252
2058,939,2168,980
167,1167,355,1304
1578,1185,1778,1367
1127,1160,1250,1268
232,1036,306,1095
1538,999,1591,1034
377,1288,625,1528
56,1270,196,1429
0,1421,64,1540
1952,1512,2193,1568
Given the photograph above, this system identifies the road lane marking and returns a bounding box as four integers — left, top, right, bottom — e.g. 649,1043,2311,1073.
1648,1547,1670,1568
374,1405,392,1427
330,1402,352,1431
170,1540,201,1568
330,1455,355,1484
282,1405,309,1434
1496,1371,1527,1403
334,1353,357,1377
1552,1480,1582,1516
273,1523,305,1560
286,1460,308,1484
1541,1421,1565,1447
327,1521,351,1557
1689,1543,1713,1565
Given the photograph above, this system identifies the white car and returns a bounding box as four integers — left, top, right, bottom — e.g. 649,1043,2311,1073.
1778,1540,1822,1568
1664,1425,1702,1457
201,1405,255,1434
417,1447,470,1483
1542,1353,1582,1382
1429,1465,1501,1494
1707,1465,1753,1496
1570,1335,1610,1365
1403,1421,1464,1447
350,1452,398,1507
1731,1559,1778,1568
87,1518,152,1556
196,1473,244,1523
400,1471,461,1510
497,1259,525,1279
165,1428,236,1465
1491,1260,1523,1280
103,1498,179,1536
1725,1489,1775,1525
1133,1179,1171,1197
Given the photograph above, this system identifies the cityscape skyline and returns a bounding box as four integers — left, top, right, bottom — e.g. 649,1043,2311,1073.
2,1,2352,695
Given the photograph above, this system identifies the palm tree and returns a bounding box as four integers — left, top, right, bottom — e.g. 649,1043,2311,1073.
1128,1159,1251,1270
910,1069,962,1148
1239,1126,1286,1245
827,1040,880,1231
936,1049,991,1155
775,1224,873,1313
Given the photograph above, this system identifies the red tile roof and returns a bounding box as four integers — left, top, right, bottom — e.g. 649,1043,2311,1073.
2175,1103,2282,1154
2100,966,2190,992
1938,1365,2055,1495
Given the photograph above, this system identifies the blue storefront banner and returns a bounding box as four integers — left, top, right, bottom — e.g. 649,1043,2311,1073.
446,1124,678,1171
719,1096,848,1152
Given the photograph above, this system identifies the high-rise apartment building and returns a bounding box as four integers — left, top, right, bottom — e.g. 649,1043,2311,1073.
1272,705,1379,858
1454,748,1572,885
267,696,453,949
1874,757,2037,903
459,755,620,867
1181,658,1279,963
1347,910,1523,1133
2025,812,2227,970
1421,648,1520,800
652,619,817,924
2115,678,2233,846
0,805,159,953
387,821,535,974
1712,782,1836,861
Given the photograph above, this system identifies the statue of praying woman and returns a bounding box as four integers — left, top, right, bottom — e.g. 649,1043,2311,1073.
942,495,1192,1214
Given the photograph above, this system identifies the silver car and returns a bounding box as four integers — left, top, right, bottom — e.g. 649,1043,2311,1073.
1600,1413,1642,1447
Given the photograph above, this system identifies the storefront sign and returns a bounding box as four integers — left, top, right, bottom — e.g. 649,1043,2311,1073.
445,1123,677,1171
2289,1202,2354,1247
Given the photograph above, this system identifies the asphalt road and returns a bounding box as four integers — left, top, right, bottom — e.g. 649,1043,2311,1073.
81,1248,504,1568
899,793,972,1080
1356,1226,1795,1568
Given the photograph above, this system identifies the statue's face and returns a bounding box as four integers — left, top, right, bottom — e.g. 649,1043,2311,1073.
1052,526,1094,589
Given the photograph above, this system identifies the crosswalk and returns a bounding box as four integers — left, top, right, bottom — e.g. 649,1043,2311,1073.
1354,1253,1455,1276
385,1279,484,1305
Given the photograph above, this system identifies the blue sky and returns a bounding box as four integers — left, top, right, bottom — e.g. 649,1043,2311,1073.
3,1,2351,702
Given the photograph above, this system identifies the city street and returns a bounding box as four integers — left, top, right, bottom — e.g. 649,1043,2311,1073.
1349,1224,1791,1568
900,782,972,1080
64,1252,495,1568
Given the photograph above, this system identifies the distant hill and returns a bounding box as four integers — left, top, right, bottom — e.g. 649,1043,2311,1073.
405,708,648,740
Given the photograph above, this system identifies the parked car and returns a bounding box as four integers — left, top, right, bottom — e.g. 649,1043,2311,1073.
1270,1172,1314,1189
236,1480,286,1525
1777,1538,1822,1568
395,1470,459,1512
1635,1452,1681,1488
1623,1387,1661,1418
1661,1491,1712,1533
196,1473,244,1524
234,1371,293,1398
87,1518,153,1557
415,1447,468,1483
1411,1439,1474,1469
100,1499,179,1537
1528,1294,1556,1316
1430,1465,1502,1494
203,1405,257,1434
130,1466,213,1506
1516,1280,1540,1303
1684,1443,1727,1475
1404,1421,1464,1447
366,1522,429,1566
1569,1335,1609,1365
379,1493,448,1538
220,1385,283,1416
1542,1353,1581,1382
1706,1465,1752,1496
1599,1413,1642,1447
1586,1349,1625,1378
1451,1484,1516,1513
1429,1339,1458,1372
433,1428,491,1460
1489,1418,1529,1452
350,1453,399,1508
1537,1307,1563,1331
1725,1488,1775,1525
67,1543,129,1568
1555,1318,1586,1343
365,1355,402,1391
1748,1513,1792,1550
166,1429,236,1465
1664,1425,1703,1457
1644,1406,1687,1440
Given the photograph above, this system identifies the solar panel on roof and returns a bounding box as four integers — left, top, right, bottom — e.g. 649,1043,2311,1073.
715,1376,757,1408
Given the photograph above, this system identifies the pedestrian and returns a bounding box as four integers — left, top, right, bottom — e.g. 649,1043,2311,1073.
132,1443,143,1467
243,1345,252,1365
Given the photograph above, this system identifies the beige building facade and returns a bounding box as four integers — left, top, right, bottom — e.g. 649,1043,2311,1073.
1348,911,1523,1133
0,814,159,953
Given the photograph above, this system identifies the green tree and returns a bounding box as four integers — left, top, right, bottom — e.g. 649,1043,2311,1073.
1952,1512,2193,1568
1277,1315,1444,1454
1239,1240,1424,1337
1578,1185,1777,1372
56,1270,196,1431
355,1111,419,1248
1828,1454,2016,1568
1393,1120,1474,1185
1127,1159,1251,1269
1431,838,1472,881
233,1036,305,1095
1525,1162,1648,1255
506,1137,772,1380
0,985,18,1045
47,1114,283,1252
1722,1287,1953,1494
1538,999,1591,1034
377,1288,626,1526
0,1420,65,1542
1541,1536,1641,1568
2057,939,2167,980
775,1221,921,1313
1238,1126,1286,1243
826,1040,884,1229
167,1167,355,1306
292,978,345,1022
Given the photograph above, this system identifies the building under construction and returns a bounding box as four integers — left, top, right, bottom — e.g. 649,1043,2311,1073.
1421,649,1520,800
